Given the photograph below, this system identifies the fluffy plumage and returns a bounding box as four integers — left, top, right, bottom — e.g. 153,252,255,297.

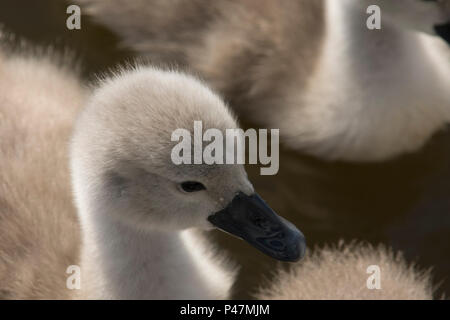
0,38,85,299
255,242,434,300
71,66,244,299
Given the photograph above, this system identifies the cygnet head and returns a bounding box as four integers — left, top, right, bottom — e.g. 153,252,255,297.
71,66,305,262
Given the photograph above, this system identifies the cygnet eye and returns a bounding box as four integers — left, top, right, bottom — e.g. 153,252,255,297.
180,181,206,192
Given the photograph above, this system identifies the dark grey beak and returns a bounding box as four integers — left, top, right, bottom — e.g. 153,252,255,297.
435,21,450,45
208,192,306,262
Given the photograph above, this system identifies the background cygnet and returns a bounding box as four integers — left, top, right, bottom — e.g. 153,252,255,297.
0,36,84,299
77,0,450,162
255,242,434,300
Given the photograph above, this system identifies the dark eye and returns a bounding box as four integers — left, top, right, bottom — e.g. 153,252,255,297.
180,181,206,192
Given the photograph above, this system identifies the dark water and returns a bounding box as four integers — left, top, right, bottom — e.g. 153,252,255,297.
1,0,449,299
